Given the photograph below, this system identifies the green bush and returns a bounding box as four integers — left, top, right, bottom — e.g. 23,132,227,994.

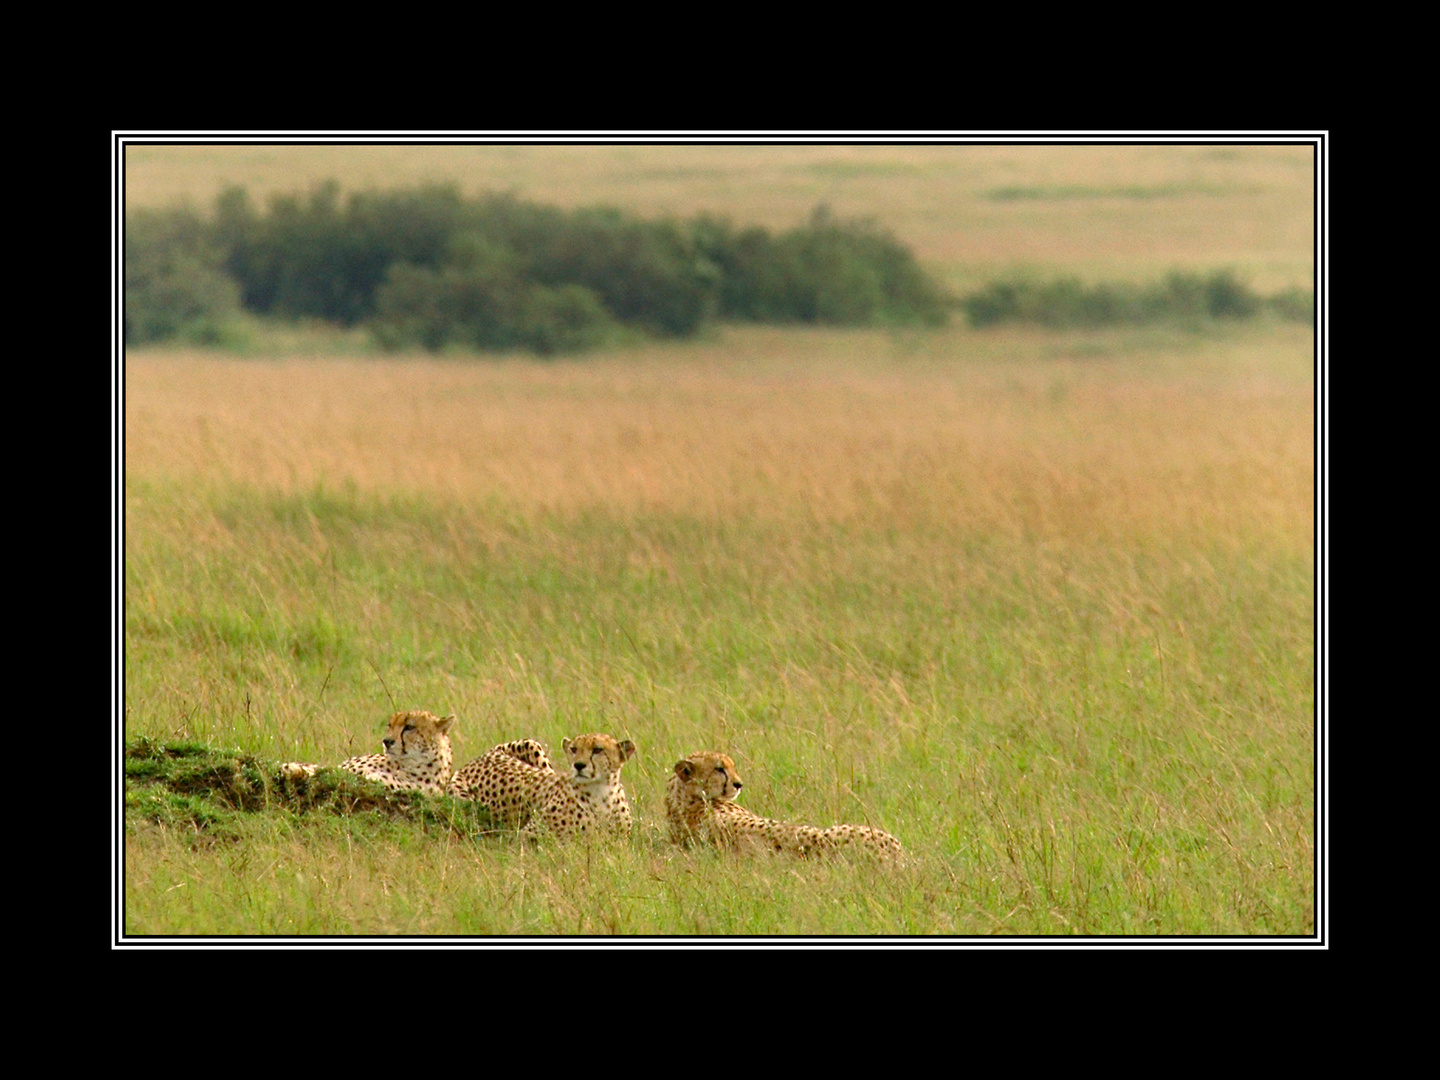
961,270,1299,329
124,206,242,345
371,263,459,352
131,184,954,353
517,206,718,337
517,283,618,355
373,235,617,356
1199,269,1262,319
217,182,476,327
373,252,524,353
1268,285,1315,325
217,187,716,342
696,206,950,327
961,277,1141,328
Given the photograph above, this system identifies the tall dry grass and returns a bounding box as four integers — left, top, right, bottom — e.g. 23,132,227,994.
125,324,1312,553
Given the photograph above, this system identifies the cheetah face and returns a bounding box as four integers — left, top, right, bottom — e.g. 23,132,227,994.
380,710,455,762
672,752,743,802
563,734,636,784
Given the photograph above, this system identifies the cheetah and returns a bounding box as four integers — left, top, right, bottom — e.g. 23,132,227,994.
486,738,555,772
666,751,902,858
447,733,636,839
280,710,456,795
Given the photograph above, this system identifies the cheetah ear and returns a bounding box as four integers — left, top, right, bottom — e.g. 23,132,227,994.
436,715,456,733
673,760,694,780
562,738,575,754
618,740,636,761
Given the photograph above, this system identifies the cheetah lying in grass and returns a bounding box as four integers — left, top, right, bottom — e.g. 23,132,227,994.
666,751,902,858
447,734,636,839
280,710,455,795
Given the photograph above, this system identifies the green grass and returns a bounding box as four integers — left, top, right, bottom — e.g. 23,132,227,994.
122,324,1315,938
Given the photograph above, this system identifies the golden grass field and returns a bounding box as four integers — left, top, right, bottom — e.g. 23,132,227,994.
120,140,1320,940
127,324,1312,549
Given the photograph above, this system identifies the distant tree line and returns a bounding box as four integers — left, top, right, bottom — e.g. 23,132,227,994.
960,271,1314,329
123,182,1314,354
124,183,951,354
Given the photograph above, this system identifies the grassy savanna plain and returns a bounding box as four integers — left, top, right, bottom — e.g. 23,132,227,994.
120,142,1318,939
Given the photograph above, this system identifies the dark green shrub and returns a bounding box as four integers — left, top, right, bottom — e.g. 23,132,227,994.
698,206,949,327
1269,285,1315,324
960,277,1132,328
1149,272,1210,321
693,218,794,322
218,182,475,326
371,263,454,352
801,206,950,326
225,181,352,321
1028,277,1126,327
518,207,717,337
1202,269,1262,318
139,183,952,353
125,206,242,345
959,280,1025,328
517,284,617,355
372,236,616,356
780,214,886,323
372,242,525,353
961,269,1276,329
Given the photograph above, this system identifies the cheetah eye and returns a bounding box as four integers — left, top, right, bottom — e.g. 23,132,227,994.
402,725,415,734
715,766,726,774
592,747,603,756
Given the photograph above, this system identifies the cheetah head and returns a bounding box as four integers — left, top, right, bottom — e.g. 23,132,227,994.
381,710,455,763
563,733,636,785
672,751,743,804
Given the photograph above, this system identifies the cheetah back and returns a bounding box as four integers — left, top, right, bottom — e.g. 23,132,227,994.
490,738,554,772
447,746,557,828
449,733,635,839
